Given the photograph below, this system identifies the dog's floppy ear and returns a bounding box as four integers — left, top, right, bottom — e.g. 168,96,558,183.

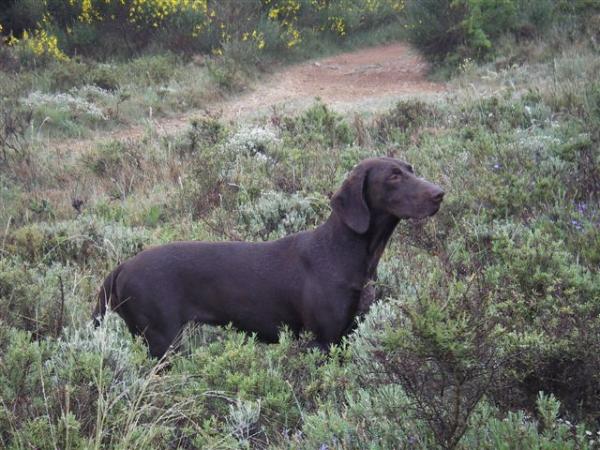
331,165,370,234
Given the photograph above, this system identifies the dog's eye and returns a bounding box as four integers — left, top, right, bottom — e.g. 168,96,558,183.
389,172,403,181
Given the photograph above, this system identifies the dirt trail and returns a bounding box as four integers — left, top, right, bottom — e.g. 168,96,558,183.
224,42,444,119
63,42,445,151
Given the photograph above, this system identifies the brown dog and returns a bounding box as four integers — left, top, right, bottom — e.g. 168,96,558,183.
95,157,444,357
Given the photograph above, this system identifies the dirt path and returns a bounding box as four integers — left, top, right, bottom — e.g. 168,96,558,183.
224,42,444,119
63,42,445,150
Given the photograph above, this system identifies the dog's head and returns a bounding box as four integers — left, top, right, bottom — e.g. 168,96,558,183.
331,157,444,233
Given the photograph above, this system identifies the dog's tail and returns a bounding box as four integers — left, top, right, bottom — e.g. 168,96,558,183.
93,263,123,326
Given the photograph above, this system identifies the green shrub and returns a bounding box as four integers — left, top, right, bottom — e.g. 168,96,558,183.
296,385,434,449
0,98,33,164
169,325,353,446
1,0,45,37
406,0,474,61
0,325,59,448
0,218,152,338
484,224,600,419
173,116,227,158
81,140,158,199
176,143,231,218
205,51,249,91
405,0,600,64
515,0,556,33
460,395,594,449
352,270,508,449
405,0,539,62
238,190,329,241
0,314,184,449
282,100,354,148
86,64,121,91
226,124,281,158
373,100,436,143
175,120,283,219
0,259,91,337
8,218,149,266
45,58,90,91
123,53,180,85
21,89,108,137
82,141,138,178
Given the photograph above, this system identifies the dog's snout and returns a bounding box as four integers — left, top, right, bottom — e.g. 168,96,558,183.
430,187,445,203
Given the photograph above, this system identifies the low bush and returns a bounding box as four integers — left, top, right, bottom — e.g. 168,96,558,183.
405,0,600,64
0,314,182,449
373,99,437,143
0,97,32,164
238,190,329,241
6,217,149,266
22,90,108,136
353,269,508,449
282,100,354,149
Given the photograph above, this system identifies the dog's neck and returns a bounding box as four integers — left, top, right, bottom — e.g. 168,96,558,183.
317,211,399,281
364,212,399,278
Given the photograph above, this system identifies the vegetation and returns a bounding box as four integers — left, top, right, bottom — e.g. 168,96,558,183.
0,1,406,141
0,0,403,60
1,1,599,449
405,0,600,63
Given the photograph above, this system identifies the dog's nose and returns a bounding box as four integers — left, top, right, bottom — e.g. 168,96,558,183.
430,188,445,203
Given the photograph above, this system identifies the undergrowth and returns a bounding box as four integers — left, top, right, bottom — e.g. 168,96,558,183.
1,21,600,450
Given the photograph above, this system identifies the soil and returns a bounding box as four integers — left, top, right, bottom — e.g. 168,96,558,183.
223,42,445,120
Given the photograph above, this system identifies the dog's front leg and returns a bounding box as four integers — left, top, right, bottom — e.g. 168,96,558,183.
302,283,360,351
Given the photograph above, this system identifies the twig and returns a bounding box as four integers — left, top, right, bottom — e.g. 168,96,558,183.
57,275,65,337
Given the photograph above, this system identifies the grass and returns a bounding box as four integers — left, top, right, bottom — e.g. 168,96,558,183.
1,26,600,449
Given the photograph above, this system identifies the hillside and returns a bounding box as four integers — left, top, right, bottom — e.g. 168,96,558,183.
1,2,599,449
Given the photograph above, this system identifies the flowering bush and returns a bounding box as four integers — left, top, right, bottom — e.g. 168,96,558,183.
226,125,281,157
22,90,108,121
1,0,405,61
15,28,69,62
